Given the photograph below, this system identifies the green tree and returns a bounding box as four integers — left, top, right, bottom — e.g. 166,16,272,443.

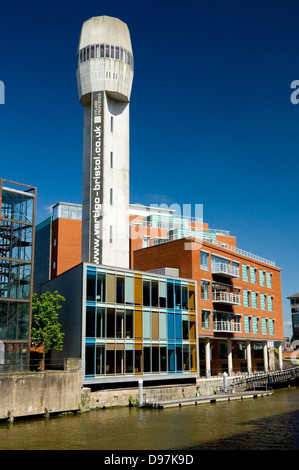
31,291,65,371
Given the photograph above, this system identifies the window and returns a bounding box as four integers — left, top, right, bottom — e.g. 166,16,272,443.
116,276,125,304
125,309,133,337
110,188,113,205
159,280,166,308
268,296,273,311
243,290,250,308
269,319,274,335
250,267,256,284
202,310,210,330
96,308,105,338
110,152,113,169
259,270,265,286
251,292,257,309
96,271,106,302
253,343,263,359
167,282,174,308
86,306,95,337
237,343,246,359
244,316,251,333
143,280,150,306
232,262,239,277
110,116,114,132
200,252,209,271
253,317,259,334
218,342,227,360
116,310,124,338
242,265,249,282
182,285,188,309
174,283,181,308
261,294,266,310
106,308,115,338
262,318,267,335
266,273,272,289
143,236,150,248
201,280,209,300
109,226,113,243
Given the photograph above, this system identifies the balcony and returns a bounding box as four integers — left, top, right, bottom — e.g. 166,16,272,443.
212,291,241,305
211,262,239,279
213,320,242,333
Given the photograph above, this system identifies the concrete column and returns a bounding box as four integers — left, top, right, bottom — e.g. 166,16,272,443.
227,337,233,376
246,340,252,374
263,341,269,372
205,337,211,378
277,341,283,370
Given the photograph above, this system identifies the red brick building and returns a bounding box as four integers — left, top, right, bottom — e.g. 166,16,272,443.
130,204,283,376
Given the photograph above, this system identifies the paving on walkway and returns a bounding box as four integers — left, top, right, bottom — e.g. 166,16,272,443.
142,389,273,409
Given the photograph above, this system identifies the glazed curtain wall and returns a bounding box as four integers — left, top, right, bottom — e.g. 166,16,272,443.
85,266,197,378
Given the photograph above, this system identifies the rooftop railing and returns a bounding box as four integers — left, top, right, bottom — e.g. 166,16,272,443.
133,228,276,267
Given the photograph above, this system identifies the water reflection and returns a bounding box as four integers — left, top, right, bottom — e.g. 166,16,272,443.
1,387,299,450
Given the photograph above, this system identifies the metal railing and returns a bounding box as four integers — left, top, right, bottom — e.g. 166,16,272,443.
212,291,241,305
211,262,239,277
213,320,242,333
132,230,276,267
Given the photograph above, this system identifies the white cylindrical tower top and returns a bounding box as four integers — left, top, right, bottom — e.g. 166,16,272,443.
78,16,132,52
77,16,134,103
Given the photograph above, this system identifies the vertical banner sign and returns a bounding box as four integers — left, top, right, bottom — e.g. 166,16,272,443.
90,91,103,264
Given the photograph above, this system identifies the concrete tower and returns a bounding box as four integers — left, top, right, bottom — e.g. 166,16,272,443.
76,16,134,268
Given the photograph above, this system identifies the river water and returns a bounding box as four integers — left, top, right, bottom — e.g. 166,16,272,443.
1,386,298,451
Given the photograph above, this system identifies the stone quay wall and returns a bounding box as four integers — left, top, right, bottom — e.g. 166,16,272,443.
0,368,85,422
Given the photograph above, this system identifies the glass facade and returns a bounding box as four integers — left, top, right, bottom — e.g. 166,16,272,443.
0,180,36,371
84,265,197,381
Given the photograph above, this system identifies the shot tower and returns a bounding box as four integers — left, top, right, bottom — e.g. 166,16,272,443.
76,16,134,268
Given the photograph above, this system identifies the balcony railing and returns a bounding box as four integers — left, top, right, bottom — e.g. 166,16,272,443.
213,321,242,333
212,291,241,305
211,262,239,278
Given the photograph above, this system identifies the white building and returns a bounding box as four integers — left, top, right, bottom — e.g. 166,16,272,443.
76,16,134,269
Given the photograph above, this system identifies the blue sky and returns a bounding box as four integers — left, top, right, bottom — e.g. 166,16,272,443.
0,0,298,334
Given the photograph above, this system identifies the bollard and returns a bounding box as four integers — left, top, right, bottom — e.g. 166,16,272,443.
138,379,143,407
223,372,228,393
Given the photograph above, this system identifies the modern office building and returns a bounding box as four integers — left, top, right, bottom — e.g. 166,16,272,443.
42,262,198,385
76,16,133,269
287,293,299,341
0,179,36,371
35,201,285,377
